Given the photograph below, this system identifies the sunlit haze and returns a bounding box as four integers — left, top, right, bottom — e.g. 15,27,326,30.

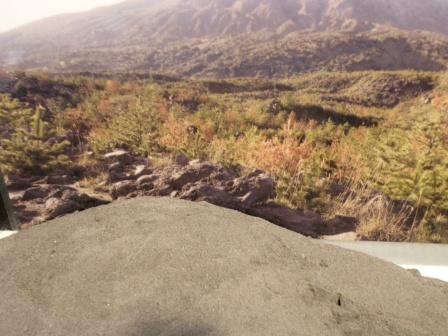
0,0,124,33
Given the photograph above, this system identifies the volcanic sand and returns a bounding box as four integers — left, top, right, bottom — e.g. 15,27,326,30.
1,198,447,335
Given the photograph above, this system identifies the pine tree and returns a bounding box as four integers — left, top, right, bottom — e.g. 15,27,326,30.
372,115,448,241
101,96,162,156
0,105,70,176
0,96,31,133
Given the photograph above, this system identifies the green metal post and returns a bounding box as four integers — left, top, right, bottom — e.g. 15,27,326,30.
0,173,19,230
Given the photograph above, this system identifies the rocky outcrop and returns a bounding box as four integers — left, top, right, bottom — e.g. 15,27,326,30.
170,161,217,190
105,158,340,237
5,176,34,191
110,180,137,200
22,186,53,202
13,184,110,226
172,152,190,167
104,149,133,164
36,175,75,185
103,150,153,183
247,204,326,237
44,187,109,220
7,150,357,238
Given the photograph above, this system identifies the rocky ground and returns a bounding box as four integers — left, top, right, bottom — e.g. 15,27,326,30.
7,150,358,238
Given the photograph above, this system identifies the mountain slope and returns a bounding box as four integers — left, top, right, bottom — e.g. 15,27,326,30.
1,0,448,76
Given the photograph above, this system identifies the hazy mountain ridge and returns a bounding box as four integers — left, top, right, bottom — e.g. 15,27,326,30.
1,0,448,75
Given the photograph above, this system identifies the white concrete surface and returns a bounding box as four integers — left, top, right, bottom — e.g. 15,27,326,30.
0,231,17,240
323,240,448,283
401,265,448,282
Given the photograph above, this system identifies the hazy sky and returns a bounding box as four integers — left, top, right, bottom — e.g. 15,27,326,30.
0,0,124,33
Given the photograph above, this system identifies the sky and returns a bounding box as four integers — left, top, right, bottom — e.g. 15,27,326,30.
0,0,124,33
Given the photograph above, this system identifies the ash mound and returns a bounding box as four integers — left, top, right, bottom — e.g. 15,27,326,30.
1,197,447,335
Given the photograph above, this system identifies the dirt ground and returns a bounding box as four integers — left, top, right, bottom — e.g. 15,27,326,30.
1,197,447,335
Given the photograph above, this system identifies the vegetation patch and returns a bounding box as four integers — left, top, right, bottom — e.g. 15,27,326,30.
1,71,447,242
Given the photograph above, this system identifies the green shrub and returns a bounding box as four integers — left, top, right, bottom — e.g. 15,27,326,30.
90,96,162,156
0,106,70,176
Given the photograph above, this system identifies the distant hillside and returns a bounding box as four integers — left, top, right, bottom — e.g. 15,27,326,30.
1,0,448,76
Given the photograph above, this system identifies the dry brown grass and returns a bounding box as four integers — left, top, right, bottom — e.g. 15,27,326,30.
329,182,414,241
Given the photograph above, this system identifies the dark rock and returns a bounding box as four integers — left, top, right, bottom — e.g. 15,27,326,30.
125,191,140,199
173,152,190,167
136,175,158,187
47,186,77,200
108,162,123,173
15,184,110,226
104,150,132,164
45,175,75,185
325,215,359,236
22,186,52,201
107,171,128,184
133,165,152,179
34,175,75,185
45,198,80,220
138,183,155,192
110,180,137,199
247,204,325,237
22,185,77,202
170,162,216,189
329,183,347,197
188,159,202,166
14,158,355,240
229,170,265,196
150,184,174,197
106,163,127,183
5,177,33,191
67,164,87,178
238,173,275,207
208,167,238,187
179,183,237,209
44,190,109,220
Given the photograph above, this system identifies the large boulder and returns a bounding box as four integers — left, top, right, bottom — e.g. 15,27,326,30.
17,185,110,224
104,163,331,237
132,165,152,179
179,183,238,209
235,172,275,207
36,175,75,185
44,198,81,220
136,174,158,187
0,198,447,336
136,175,159,192
5,176,33,191
103,149,133,165
325,215,359,236
169,161,216,189
172,152,190,167
44,189,109,220
21,185,77,202
247,203,325,237
110,180,137,199
21,186,52,201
